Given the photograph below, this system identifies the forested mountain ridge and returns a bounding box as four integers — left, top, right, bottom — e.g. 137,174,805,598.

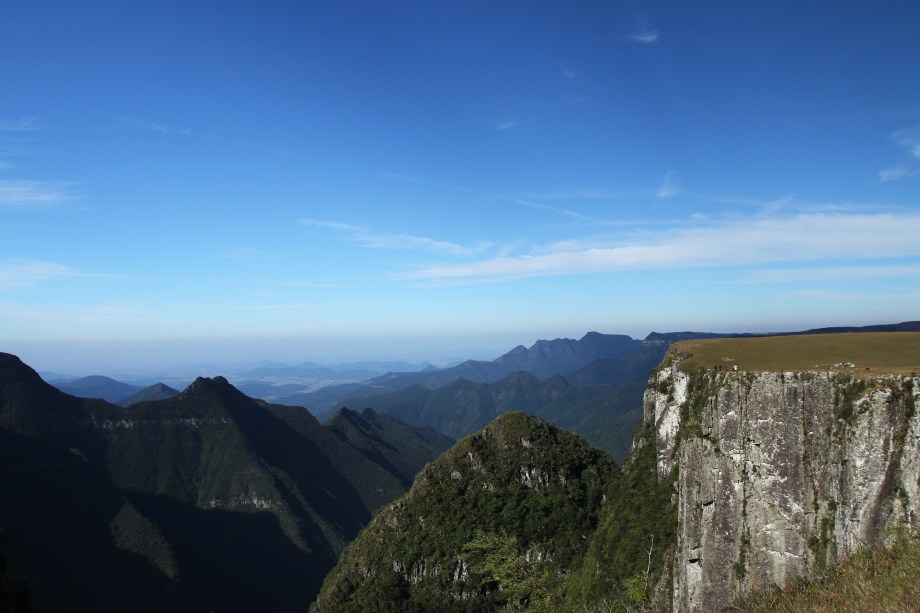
0,352,449,612
314,329,920,612
325,407,454,488
312,412,620,612
5,323,918,611
329,334,709,462
275,331,645,416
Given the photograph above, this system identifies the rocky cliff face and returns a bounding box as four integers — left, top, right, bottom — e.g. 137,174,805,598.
646,362,919,612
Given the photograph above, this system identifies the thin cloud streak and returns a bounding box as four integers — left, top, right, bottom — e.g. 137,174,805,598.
0,180,77,208
509,198,599,222
0,261,89,288
112,114,191,136
0,117,43,132
299,218,492,256
879,166,918,182
0,260,136,288
879,124,920,181
891,125,920,159
629,26,659,43
399,212,920,284
657,171,680,198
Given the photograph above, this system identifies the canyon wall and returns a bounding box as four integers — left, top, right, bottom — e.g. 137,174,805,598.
646,363,919,611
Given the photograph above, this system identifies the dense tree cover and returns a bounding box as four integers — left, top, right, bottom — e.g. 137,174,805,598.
0,354,447,611
313,411,682,612
566,423,677,610
311,412,618,612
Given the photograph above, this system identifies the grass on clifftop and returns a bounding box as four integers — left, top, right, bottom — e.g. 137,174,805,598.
666,332,920,376
728,533,920,613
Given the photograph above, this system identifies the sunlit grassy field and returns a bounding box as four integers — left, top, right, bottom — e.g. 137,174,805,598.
666,332,920,376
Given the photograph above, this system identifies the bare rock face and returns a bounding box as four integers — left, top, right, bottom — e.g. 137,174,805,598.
646,363,919,612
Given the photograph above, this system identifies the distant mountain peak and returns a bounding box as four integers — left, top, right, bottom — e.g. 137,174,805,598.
181,375,248,401
116,382,180,407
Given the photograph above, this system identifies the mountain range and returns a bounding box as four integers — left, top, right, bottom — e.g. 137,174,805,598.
0,353,450,611
4,322,919,611
273,332,644,415
312,327,920,611
278,331,736,463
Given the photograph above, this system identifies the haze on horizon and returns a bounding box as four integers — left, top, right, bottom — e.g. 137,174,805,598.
2,2,919,375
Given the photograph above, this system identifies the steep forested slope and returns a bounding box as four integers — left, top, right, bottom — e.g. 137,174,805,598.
0,353,446,611
312,412,618,611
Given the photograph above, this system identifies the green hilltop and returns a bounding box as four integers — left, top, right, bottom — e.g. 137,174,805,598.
312,412,677,612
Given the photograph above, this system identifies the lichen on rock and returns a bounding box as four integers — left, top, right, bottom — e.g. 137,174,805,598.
646,360,920,612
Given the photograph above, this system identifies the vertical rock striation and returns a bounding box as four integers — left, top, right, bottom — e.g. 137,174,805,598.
646,362,919,612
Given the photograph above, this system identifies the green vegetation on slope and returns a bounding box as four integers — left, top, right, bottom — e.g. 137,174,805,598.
0,354,450,611
565,421,677,611
311,412,618,612
325,407,454,488
668,332,920,376
729,532,920,613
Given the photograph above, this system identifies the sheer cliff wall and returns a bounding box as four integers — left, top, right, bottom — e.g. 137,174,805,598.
645,363,919,612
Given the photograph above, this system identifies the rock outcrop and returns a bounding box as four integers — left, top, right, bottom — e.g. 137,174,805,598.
647,362,919,611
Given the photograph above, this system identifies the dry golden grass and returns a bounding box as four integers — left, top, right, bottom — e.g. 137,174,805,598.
727,534,920,613
667,332,920,377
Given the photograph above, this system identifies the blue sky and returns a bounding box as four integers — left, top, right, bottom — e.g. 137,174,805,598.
2,1,920,373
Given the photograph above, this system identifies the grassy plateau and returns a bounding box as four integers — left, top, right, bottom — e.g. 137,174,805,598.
666,332,920,376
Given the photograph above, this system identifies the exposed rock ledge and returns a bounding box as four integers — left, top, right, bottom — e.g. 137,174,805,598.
646,363,919,612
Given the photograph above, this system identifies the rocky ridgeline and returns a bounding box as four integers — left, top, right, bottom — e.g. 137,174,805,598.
647,361,919,611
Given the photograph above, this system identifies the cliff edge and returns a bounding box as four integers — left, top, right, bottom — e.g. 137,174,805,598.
646,333,920,611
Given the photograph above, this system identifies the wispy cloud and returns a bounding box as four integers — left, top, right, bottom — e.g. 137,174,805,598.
879,124,920,181
892,125,920,159
0,180,77,209
657,171,680,198
496,119,522,131
111,114,191,136
398,212,920,284
560,67,584,85
0,117,43,132
0,261,82,288
299,218,492,256
629,25,659,44
0,260,134,289
879,165,918,182
508,198,608,224
515,187,649,201
0,116,45,159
